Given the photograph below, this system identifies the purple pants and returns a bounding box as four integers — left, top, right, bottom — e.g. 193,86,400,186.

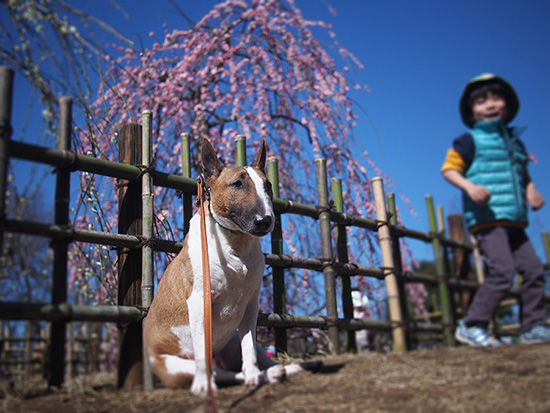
464,226,547,332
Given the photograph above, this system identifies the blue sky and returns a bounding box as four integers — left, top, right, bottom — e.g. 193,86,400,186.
8,0,550,263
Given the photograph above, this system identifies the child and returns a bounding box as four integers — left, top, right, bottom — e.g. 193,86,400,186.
441,73,549,346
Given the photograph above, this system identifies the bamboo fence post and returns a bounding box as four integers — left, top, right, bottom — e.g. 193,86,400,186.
117,123,143,389
24,321,33,380
0,320,3,360
66,323,74,380
332,177,356,352
436,206,445,237
141,110,155,391
141,111,154,311
542,232,550,264
235,135,246,166
267,157,287,354
90,323,100,374
316,159,339,353
425,195,454,346
48,96,72,387
372,178,406,352
181,133,193,236
447,214,472,316
0,66,14,254
437,205,456,319
470,232,485,283
387,193,410,350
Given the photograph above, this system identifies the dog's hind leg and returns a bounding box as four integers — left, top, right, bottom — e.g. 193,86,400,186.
148,354,195,388
216,334,286,385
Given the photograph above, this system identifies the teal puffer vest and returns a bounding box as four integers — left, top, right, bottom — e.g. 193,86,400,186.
463,119,528,229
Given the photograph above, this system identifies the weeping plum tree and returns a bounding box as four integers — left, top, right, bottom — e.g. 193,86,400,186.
82,0,426,318
0,0,132,306
2,0,427,325
0,0,138,371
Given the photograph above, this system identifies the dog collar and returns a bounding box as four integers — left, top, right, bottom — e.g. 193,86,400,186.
198,175,246,235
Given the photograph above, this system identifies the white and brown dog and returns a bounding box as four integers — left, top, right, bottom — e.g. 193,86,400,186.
144,139,312,396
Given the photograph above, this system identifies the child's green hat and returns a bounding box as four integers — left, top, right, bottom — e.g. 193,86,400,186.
459,73,520,128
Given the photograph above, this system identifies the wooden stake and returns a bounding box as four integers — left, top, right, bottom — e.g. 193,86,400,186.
117,123,143,389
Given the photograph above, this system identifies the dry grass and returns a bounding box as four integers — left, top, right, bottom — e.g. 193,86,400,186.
2,343,549,412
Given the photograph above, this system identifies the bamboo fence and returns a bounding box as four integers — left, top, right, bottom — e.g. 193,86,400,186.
1,66,550,388
0,321,109,381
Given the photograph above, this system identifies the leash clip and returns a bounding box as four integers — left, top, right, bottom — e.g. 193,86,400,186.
197,174,211,203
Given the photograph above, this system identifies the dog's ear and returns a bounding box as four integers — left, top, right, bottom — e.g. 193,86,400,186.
201,139,223,181
251,139,267,174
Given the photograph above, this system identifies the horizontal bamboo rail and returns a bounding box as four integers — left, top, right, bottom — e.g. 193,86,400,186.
9,140,198,193
4,219,184,253
0,302,144,323
9,216,514,293
0,301,447,335
6,139,475,253
3,219,386,278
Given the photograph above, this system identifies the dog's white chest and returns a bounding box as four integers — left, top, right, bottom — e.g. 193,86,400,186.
183,215,264,347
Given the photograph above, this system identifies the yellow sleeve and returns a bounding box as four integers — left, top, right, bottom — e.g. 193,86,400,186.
441,148,467,174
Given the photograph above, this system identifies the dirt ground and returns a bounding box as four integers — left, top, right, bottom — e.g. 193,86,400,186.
2,342,549,413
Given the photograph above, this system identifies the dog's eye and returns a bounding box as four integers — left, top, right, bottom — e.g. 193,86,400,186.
231,180,243,189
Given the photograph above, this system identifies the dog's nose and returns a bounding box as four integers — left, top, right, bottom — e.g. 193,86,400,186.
254,215,273,231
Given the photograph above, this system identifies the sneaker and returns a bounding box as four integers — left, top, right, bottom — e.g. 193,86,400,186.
454,320,501,347
520,324,550,344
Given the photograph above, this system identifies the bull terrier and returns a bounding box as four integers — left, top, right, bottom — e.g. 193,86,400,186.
144,139,314,396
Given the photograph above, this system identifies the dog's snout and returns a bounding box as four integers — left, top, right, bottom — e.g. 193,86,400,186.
255,215,273,231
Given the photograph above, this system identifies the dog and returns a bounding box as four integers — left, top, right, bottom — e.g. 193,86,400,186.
144,139,316,396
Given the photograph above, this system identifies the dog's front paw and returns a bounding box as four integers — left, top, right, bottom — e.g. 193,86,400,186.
243,365,262,387
190,375,217,396
265,364,286,384
244,364,286,386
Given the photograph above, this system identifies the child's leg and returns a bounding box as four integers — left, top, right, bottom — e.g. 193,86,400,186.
510,229,546,332
464,227,516,327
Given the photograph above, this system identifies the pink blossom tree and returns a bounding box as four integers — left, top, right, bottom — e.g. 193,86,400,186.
1,0,427,330
77,0,426,321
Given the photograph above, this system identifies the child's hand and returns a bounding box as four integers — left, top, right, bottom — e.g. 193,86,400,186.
466,184,491,206
526,183,545,211
530,197,545,210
